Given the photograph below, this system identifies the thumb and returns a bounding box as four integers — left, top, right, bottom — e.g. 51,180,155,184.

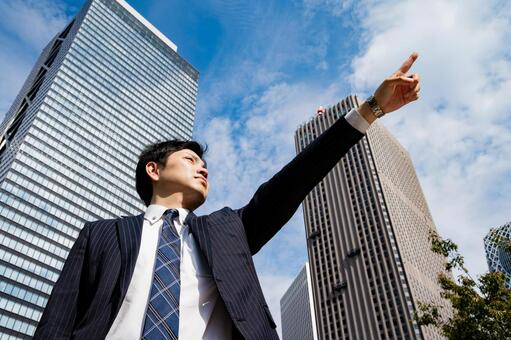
387,75,417,86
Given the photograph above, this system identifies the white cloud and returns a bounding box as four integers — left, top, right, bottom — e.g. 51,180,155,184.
196,81,349,213
0,0,69,51
0,37,34,117
0,0,70,118
193,0,342,123
347,0,511,278
303,0,356,17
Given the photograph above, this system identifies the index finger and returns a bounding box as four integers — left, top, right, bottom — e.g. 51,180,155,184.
396,52,419,75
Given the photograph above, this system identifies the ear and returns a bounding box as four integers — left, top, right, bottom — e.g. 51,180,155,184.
146,161,160,182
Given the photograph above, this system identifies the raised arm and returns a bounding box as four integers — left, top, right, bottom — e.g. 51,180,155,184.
235,52,421,255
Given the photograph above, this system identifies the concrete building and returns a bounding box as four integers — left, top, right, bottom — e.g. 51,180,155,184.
280,262,319,340
295,95,450,339
0,0,198,337
484,221,511,288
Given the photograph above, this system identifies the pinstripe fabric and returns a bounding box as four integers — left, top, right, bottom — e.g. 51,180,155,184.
33,215,144,340
34,117,363,340
142,209,181,339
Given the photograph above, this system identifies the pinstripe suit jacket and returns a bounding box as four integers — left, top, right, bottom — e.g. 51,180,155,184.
34,117,363,339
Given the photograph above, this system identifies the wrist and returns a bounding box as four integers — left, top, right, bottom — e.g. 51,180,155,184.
356,101,377,124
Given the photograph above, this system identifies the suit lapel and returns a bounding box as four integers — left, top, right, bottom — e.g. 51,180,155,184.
185,211,214,270
116,213,144,306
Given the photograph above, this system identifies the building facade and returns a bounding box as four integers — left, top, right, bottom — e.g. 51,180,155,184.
280,262,319,340
295,95,450,340
0,0,198,338
484,221,511,288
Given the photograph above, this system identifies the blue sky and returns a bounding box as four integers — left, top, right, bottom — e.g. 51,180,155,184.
1,0,511,334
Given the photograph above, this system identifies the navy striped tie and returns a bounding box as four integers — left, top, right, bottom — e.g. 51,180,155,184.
142,209,181,340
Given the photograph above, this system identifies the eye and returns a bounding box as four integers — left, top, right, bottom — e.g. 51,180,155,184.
185,157,194,162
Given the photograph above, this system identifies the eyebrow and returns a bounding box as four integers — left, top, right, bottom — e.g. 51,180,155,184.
185,152,207,168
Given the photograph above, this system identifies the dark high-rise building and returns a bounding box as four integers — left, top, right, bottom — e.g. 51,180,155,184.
0,0,198,338
295,95,450,339
280,262,319,340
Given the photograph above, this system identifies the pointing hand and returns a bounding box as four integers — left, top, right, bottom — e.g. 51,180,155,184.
374,52,421,114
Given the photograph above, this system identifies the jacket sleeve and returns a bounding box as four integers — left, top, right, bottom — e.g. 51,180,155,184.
33,223,91,339
235,116,364,255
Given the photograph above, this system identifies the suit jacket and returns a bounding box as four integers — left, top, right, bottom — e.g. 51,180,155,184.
34,116,363,339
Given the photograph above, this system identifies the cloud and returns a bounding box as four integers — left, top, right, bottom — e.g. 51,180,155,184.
191,0,349,123
196,81,348,212
346,0,511,278
0,36,34,117
303,0,357,17
0,0,70,118
0,0,69,51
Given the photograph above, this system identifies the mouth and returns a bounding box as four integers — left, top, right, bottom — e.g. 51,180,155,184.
196,177,208,186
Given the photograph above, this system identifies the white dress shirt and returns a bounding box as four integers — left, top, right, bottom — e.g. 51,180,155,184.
345,107,370,134
106,205,232,340
105,108,369,339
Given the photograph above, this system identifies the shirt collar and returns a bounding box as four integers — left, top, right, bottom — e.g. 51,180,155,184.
144,204,189,225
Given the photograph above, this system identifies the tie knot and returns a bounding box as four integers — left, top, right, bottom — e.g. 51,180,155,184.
163,208,179,220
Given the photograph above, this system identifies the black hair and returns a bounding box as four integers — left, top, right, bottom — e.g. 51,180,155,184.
135,140,207,206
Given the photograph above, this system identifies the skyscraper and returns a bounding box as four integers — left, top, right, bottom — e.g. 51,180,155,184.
0,0,198,338
484,221,511,288
295,95,450,340
280,262,319,340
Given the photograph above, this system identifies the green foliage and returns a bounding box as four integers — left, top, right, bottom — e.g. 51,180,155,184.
429,230,466,272
413,230,511,339
413,302,440,327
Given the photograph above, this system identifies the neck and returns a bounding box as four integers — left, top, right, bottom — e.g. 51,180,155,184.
150,193,198,211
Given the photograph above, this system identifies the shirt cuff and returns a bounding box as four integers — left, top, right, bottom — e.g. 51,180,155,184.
344,107,371,134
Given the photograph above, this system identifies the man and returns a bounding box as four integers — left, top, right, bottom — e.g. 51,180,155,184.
34,53,421,339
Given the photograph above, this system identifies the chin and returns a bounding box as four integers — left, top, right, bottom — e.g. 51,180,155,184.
186,191,207,210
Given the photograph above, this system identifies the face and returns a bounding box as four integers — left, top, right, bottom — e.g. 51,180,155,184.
147,149,209,209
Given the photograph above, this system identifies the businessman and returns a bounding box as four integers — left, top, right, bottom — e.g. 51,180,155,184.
34,52,421,339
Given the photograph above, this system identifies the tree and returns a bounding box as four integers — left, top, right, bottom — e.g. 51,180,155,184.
413,230,511,340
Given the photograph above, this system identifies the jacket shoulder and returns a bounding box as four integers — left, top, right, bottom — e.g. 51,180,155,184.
84,214,142,237
85,216,121,229
82,216,130,257
207,206,240,220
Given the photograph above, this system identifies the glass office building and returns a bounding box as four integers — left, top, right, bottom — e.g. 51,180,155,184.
484,221,511,288
0,0,198,338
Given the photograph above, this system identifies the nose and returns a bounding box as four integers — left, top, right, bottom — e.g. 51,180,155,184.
198,166,208,179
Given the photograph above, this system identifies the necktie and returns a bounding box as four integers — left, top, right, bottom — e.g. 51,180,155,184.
141,209,181,340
